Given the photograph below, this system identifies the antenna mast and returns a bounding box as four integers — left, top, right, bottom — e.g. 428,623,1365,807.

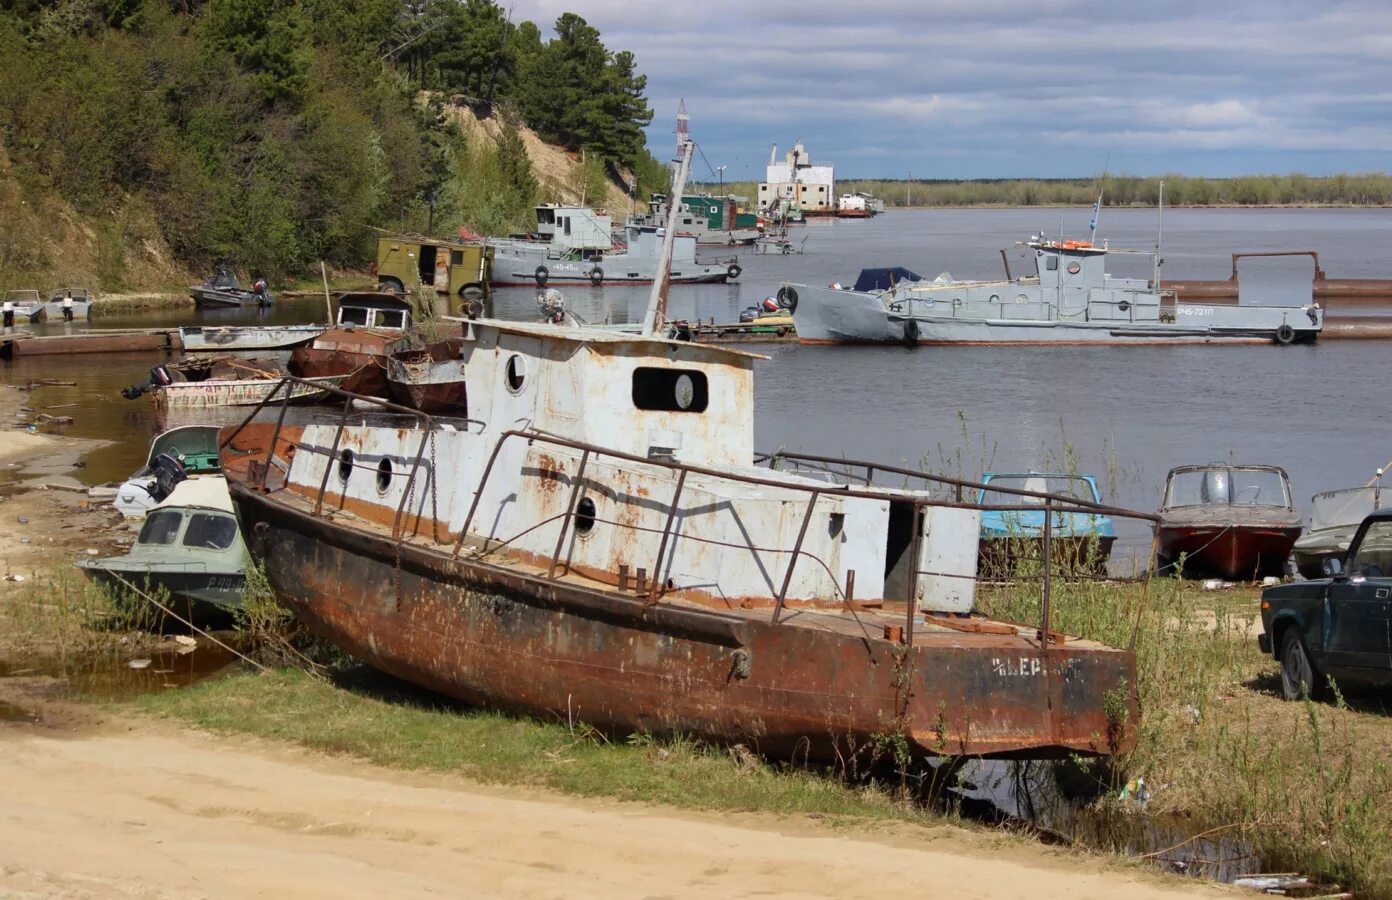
1153,180,1165,289
641,100,694,335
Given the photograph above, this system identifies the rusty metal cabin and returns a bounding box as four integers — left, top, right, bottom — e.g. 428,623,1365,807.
220,318,1154,761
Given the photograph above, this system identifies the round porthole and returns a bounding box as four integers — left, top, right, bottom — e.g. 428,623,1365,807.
673,373,696,410
989,294,1000,303
338,449,354,484
1067,261,1082,275
376,458,393,494
1118,300,1132,312
1016,294,1029,304
505,354,526,393
575,496,596,534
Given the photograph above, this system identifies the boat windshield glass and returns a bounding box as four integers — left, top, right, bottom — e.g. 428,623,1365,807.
182,513,238,550
980,475,1098,506
137,510,183,545
1165,468,1289,507
1311,487,1380,532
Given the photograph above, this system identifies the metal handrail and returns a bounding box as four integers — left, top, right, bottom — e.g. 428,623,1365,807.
224,380,1161,648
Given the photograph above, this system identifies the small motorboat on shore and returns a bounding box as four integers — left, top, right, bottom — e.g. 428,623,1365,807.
1293,484,1384,578
976,473,1117,577
114,425,223,518
1157,464,1302,580
79,478,246,617
122,357,347,413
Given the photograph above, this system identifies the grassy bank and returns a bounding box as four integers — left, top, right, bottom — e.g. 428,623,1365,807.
6,557,1392,895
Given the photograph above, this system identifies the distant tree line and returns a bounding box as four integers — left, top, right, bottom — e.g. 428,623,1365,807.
699,174,1392,209
0,0,664,281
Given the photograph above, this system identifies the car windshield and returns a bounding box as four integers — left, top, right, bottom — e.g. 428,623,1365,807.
1351,520,1392,577
980,475,1097,506
1311,487,1380,531
1165,467,1289,507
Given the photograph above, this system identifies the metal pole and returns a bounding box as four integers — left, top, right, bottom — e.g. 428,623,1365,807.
456,433,513,554
640,138,694,335
905,504,923,645
648,468,688,602
1041,497,1053,646
548,450,590,579
313,394,355,517
262,379,293,491
392,416,435,540
771,490,820,624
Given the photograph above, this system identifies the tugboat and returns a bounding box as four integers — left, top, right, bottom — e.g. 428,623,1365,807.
1157,464,1303,580
216,116,1149,764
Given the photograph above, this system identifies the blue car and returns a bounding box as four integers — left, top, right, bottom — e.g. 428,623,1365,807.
976,473,1117,576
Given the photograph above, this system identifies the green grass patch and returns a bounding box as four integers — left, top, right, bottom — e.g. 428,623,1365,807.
136,667,921,823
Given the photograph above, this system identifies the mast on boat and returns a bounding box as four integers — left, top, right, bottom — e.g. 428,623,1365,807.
1153,179,1165,289
641,100,695,336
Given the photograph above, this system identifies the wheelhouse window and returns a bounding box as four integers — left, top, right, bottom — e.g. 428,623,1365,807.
182,513,238,550
376,310,406,329
632,368,708,413
138,510,183,546
340,306,369,326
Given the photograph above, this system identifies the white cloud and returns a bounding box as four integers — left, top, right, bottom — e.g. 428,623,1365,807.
501,0,1392,176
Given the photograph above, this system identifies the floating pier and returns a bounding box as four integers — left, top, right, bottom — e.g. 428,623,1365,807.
0,328,184,359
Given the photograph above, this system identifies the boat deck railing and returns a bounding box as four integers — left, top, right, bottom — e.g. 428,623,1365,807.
224,377,1162,651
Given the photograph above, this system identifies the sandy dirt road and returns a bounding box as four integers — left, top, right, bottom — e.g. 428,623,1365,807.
0,716,1230,900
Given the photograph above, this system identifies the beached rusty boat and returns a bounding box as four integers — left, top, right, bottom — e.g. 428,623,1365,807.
288,291,414,398
219,132,1153,764
385,336,467,414
219,317,1157,761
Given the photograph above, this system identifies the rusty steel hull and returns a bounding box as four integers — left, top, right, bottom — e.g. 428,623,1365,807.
230,479,1138,761
289,347,388,398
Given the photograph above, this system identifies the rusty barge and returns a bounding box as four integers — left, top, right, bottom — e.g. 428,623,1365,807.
219,317,1155,761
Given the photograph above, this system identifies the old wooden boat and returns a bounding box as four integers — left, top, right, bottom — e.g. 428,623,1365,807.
122,357,345,412
79,478,246,615
1293,485,1384,579
976,473,1117,577
288,292,413,398
180,324,323,353
1157,464,1302,580
385,336,467,414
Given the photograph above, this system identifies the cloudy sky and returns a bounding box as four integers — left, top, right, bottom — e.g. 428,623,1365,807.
507,0,1392,180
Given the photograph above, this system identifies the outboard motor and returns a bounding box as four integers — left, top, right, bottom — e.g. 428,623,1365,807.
62,293,74,321
121,364,174,400
2,300,12,328
148,452,188,503
761,297,780,313
252,277,271,308
536,288,567,325
738,306,758,323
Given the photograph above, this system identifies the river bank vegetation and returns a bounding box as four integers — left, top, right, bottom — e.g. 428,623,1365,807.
0,0,665,288
5,550,1390,896
702,173,1392,208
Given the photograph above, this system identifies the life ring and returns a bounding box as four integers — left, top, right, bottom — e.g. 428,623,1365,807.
589,267,604,285
534,266,549,286
1274,323,1295,345
727,263,742,280
902,319,920,347
776,285,798,311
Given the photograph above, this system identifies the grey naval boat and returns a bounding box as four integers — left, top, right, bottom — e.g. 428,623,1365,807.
494,224,740,287
784,236,1322,347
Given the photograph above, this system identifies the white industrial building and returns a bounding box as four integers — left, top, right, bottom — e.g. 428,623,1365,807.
757,142,835,214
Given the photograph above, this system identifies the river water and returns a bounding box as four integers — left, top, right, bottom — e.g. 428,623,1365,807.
6,207,1392,562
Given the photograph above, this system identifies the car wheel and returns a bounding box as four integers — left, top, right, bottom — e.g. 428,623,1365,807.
1280,628,1325,701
